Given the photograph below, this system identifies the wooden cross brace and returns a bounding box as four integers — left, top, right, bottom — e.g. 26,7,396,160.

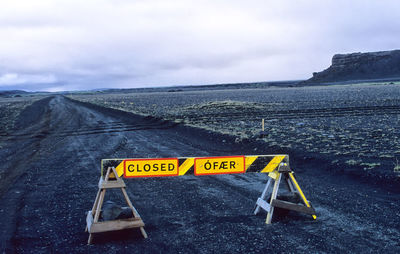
86,167,147,244
254,163,317,224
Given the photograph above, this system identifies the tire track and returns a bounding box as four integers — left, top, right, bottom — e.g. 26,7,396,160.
0,122,178,141
178,104,400,122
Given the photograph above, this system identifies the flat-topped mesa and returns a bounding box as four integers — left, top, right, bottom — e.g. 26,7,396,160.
306,49,400,83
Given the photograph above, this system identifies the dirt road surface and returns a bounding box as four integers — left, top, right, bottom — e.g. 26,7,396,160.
0,96,399,253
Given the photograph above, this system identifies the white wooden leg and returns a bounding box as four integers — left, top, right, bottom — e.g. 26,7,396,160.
140,227,148,238
266,173,281,224
254,178,272,215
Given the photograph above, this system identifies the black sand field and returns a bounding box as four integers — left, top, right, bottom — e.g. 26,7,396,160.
0,85,400,253
72,83,400,180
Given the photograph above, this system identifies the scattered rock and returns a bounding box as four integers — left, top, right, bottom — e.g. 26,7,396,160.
101,201,133,221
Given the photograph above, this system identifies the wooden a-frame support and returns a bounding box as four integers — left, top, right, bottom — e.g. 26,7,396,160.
86,167,147,244
254,163,317,224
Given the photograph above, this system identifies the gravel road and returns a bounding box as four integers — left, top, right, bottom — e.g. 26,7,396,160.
0,95,399,253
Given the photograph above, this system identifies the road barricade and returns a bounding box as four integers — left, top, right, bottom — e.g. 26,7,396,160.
86,155,316,244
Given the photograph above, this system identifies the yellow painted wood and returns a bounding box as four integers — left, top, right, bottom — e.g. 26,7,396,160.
261,155,285,173
178,158,195,175
125,159,178,177
289,172,317,220
266,172,281,224
103,155,288,178
195,156,245,175
116,162,124,177
245,156,258,170
268,171,279,180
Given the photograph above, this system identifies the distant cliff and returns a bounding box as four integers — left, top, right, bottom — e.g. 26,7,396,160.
305,50,400,83
0,90,28,97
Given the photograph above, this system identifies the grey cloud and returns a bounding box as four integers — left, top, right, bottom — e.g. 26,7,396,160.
0,0,399,91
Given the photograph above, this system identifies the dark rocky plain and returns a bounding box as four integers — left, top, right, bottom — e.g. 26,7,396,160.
0,83,399,253
72,82,400,182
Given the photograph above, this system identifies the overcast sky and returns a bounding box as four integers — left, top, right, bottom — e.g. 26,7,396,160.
0,0,399,91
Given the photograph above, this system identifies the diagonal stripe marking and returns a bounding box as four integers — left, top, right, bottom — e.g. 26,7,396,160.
261,155,285,173
245,156,258,170
116,161,124,177
178,158,195,175
289,172,317,220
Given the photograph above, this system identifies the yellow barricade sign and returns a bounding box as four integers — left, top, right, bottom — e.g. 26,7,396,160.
102,154,289,178
194,156,245,175
88,153,317,242
124,158,179,178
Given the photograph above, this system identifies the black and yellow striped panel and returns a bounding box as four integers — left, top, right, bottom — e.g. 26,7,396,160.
245,155,288,173
101,155,288,178
101,159,123,177
178,158,195,176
